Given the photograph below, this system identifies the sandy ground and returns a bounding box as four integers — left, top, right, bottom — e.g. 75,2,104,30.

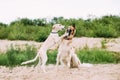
0,38,120,80
0,64,120,80
0,37,120,53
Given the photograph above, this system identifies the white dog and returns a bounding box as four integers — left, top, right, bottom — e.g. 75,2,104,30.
21,24,64,72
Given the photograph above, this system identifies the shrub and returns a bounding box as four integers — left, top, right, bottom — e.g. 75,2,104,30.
35,27,51,42
0,54,9,66
6,46,37,67
7,25,51,42
94,25,117,38
47,50,58,64
77,49,117,64
0,47,119,67
0,27,9,39
0,15,120,41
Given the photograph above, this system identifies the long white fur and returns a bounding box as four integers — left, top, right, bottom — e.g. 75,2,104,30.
56,26,93,68
56,40,93,68
21,24,64,72
56,40,73,68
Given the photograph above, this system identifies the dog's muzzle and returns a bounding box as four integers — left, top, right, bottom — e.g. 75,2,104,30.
67,29,72,36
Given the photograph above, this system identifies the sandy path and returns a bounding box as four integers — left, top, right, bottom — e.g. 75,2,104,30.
0,37,120,53
0,64,120,80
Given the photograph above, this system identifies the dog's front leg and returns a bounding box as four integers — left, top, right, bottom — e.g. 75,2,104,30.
56,52,61,67
39,50,48,73
66,54,72,68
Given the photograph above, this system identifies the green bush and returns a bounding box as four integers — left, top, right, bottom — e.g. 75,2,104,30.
35,27,51,42
0,54,9,66
77,49,117,64
0,27,9,39
0,46,57,67
47,50,58,64
5,46,37,67
94,25,117,38
0,48,119,67
7,25,51,42
0,15,120,41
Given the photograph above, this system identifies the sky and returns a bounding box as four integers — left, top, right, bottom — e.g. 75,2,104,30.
0,0,120,24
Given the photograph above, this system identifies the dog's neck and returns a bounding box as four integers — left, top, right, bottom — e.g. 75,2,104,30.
51,29,58,34
63,36,72,40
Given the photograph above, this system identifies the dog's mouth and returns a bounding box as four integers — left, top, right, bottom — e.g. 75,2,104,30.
63,28,72,39
64,26,75,38
67,29,72,36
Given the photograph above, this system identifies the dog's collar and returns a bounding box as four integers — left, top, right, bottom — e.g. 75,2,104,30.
64,38,72,40
63,36,72,40
51,32,58,34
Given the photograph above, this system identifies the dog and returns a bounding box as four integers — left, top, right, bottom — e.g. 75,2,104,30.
56,24,81,68
21,24,64,72
56,24,93,68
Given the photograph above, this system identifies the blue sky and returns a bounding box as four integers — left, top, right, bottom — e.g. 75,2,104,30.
0,0,120,24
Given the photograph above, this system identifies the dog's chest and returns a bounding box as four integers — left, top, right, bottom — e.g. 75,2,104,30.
59,41,71,51
42,34,59,49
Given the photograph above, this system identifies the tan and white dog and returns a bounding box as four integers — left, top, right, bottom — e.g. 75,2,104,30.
56,25,93,68
21,24,64,72
56,25,81,68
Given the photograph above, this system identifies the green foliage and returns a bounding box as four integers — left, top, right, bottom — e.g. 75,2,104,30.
6,25,51,42
10,18,47,26
0,46,37,67
35,27,51,42
47,50,58,64
0,48,119,67
0,47,58,66
0,22,7,27
0,27,9,39
0,15,120,41
0,54,9,66
77,49,117,64
94,25,117,38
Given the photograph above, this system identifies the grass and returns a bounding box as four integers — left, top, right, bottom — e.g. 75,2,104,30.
0,15,120,41
47,50,58,64
77,49,118,64
0,54,9,66
0,46,37,67
0,47,119,67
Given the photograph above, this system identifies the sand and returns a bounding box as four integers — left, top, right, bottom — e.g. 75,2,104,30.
0,64,120,80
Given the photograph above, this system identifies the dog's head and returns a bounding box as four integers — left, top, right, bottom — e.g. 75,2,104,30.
52,24,65,32
67,25,75,36
63,24,76,40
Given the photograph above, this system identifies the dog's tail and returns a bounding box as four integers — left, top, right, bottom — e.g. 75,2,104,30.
21,53,39,65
